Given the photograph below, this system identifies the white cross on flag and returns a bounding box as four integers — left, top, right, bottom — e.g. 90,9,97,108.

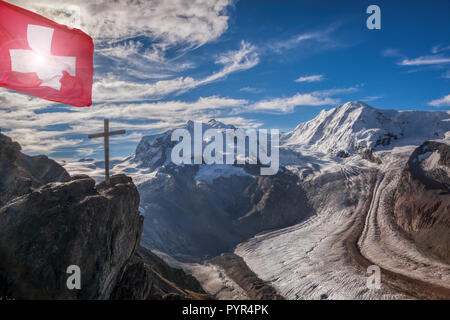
0,1,93,107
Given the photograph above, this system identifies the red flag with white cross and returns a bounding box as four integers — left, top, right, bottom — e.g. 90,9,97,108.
0,1,93,107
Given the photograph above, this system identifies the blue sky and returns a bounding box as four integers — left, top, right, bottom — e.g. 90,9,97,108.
1,0,449,159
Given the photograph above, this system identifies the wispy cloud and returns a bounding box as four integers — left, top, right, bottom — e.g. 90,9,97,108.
0,94,252,155
95,40,196,80
398,55,450,66
294,74,324,83
268,23,342,54
240,87,264,94
312,86,360,97
249,93,337,113
246,86,359,113
93,41,259,102
381,48,405,59
428,94,450,107
383,46,450,68
361,96,382,102
431,44,450,54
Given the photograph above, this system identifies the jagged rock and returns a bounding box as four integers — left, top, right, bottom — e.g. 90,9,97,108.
111,246,210,300
394,141,450,264
335,150,350,158
356,147,382,164
0,133,70,207
0,173,142,299
209,253,284,300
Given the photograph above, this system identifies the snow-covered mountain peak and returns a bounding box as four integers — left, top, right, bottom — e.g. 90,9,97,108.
183,119,236,132
134,119,237,170
283,101,450,157
337,100,374,111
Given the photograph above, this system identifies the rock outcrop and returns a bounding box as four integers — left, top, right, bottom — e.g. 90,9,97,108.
394,141,450,264
0,174,142,299
112,246,209,300
0,134,208,300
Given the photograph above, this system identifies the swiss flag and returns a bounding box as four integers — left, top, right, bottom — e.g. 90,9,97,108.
0,1,93,107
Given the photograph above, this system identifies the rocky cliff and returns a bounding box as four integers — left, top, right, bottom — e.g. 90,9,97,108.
394,141,450,264
0,134,208,300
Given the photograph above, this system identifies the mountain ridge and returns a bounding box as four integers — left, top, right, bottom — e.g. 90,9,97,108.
283,101,450,156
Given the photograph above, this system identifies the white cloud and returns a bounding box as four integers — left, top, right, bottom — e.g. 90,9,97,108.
384,47,450,68
269,24,341,54
212,116,262,128
213,41,259,77
5,128,83,154
443,70,450,79
431,44,450,54
5,1,260,107
10,0,232,52
0,93,250,154
95,40,196,79
240,87,264,94
246,86,359,113
0,89,57,110
0,84,355,154
249,93,337,113
294,75,324,83
93,41,259,102
398,55,450,66
312,86,360,97
10,0,234,84
428,94,450,107
381,48,404,58
361,96,382,102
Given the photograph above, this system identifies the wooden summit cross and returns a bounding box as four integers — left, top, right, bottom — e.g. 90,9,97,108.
88,119,125,185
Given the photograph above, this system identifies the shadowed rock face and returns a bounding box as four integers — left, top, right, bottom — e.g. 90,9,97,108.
111,246,209,300
139,164,312,259
394,141,450,264
0,133,70,207
0,174,143,299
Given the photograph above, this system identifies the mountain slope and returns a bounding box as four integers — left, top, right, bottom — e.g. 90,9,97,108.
139,164,311,258
394,141,450,264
